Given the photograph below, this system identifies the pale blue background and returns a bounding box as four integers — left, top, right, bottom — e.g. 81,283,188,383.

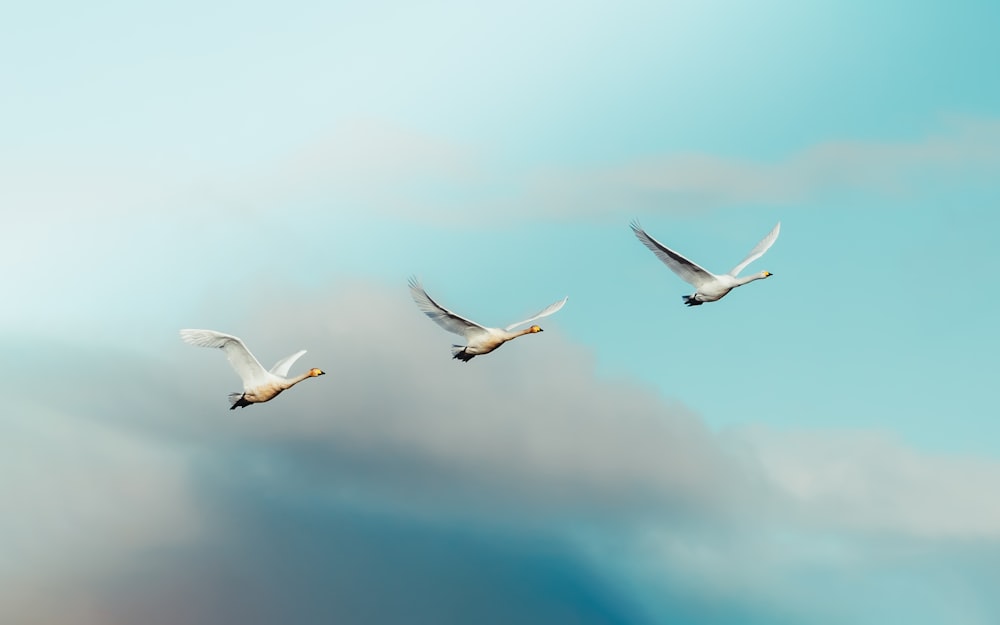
3,2,1000,624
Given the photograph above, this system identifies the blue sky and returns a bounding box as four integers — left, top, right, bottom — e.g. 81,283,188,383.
4,2,1000,624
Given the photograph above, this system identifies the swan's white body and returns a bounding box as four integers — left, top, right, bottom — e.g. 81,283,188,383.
408,277,567,361
630,221,780,306
180,329,325,409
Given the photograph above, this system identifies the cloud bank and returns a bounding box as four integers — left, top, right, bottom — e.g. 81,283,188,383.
5,281,1000,624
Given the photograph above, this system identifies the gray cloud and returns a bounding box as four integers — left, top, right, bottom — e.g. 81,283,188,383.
5,281,1000,624
87,494,649,625
1,396,199,581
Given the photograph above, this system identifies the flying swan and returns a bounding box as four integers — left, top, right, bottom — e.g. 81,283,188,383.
630,221,780,306
180,329,325,409
408,277,567,361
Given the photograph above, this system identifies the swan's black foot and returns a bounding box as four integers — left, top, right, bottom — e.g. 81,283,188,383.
682,295,703,307
228,393,253,410
451,347,475,362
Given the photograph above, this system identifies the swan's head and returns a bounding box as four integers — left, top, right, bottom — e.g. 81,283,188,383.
762,271,773,278
529,325,543,333
309,368,326,377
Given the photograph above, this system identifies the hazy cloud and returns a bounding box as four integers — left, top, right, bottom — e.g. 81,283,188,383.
242,116,1000,221
530,117,1000,216
9,117,997,232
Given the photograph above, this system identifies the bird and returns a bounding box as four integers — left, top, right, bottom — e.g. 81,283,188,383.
180,329,325,409
408,276,567,362
630,220,780,306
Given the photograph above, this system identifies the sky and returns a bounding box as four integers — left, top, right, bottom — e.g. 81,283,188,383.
3,1,1000,623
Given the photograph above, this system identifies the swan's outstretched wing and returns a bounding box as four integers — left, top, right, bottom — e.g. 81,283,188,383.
269,350,307,378
180,329,271,388
630,221,714,288
728,221,781,277
408,277,488,338
504,296,568,331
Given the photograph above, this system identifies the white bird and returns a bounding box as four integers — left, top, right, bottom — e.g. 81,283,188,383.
630,221,780,306
408,277,567,362
180,329,325,409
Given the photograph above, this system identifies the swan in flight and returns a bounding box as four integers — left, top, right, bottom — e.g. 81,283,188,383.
408,277,567,362
180,329,325,409
630,221,780,306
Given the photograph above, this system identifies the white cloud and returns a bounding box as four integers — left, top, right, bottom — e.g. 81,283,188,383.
743,426,1000,538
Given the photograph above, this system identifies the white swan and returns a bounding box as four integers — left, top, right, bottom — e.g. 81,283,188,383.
630,221,780,306
180,329,325,409
408,277,567,362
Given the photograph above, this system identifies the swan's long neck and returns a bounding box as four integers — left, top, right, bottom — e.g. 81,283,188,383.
499,327,537,342
281,371,315,390
734,273,766,287
516,327,540,340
